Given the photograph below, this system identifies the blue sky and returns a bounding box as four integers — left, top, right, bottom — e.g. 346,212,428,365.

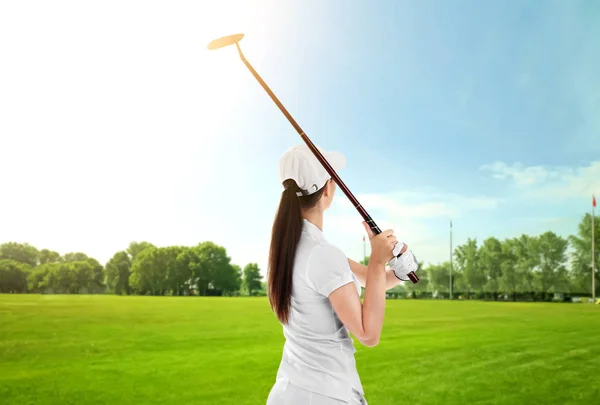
1,0,598,276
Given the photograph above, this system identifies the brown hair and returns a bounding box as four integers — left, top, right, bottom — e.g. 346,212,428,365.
267,178,327,324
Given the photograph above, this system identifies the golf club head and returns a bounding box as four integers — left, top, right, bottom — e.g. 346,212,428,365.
207,34,245,50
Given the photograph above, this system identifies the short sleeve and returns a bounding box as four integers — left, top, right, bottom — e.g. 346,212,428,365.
306,244,354,297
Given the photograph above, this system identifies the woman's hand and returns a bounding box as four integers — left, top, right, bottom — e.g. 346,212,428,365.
362,221,397,267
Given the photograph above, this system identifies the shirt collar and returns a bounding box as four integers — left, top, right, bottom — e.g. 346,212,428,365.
302,218,326,241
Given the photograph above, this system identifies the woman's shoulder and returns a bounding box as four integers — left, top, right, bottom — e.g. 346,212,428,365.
309,241,347,263
303,241,354,296
304,242,351,278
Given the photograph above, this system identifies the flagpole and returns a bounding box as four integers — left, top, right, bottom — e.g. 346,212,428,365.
593,194,596,303
450,219,453,300
363,235,366,263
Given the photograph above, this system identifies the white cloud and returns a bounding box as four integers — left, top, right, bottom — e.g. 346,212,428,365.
321,189,500,267
480,161,559,186
332,190,499,219
480,160,600,200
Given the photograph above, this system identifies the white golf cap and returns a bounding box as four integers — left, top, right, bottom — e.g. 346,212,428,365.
279,144,346,196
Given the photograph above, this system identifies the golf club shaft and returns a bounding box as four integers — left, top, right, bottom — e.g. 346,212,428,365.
235,44,380,232
235,43,418,284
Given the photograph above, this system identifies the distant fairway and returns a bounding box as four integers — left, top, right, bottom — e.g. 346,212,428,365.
1,295,598,404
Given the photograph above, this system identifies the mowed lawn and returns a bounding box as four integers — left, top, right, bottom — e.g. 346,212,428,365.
1,295,599,405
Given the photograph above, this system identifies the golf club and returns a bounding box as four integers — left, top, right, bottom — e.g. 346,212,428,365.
206,33,419,284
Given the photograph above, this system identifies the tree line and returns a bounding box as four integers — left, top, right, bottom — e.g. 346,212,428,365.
1,212,597,301
383,212,598,301
0,241,264,296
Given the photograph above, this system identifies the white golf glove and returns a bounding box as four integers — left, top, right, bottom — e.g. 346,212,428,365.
388,242,419,281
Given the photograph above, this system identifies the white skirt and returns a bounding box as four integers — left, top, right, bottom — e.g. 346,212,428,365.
266,377,367,405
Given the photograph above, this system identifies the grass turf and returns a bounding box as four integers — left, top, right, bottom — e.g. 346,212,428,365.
1,294,599,404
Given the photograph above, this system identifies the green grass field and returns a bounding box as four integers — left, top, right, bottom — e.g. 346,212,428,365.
1,295,599,405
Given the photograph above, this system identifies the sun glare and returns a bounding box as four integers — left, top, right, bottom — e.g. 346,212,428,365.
194,0,274,142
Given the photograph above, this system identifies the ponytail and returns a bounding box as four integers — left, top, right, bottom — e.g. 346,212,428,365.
268,178,326,324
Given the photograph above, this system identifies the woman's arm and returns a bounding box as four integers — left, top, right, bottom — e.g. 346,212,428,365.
328,225,397,347
329,254,388,347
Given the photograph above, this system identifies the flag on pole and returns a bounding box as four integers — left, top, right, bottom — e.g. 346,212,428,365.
593,194,596,208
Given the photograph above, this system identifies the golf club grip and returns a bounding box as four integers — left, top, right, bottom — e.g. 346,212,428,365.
367,218,419,283
236,44,418,284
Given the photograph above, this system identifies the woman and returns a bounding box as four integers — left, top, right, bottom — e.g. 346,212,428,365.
266,144,409,404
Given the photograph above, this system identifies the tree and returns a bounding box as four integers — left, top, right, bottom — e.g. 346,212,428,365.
61,254,105,293
190,242,239,296
27,263,57,293
479,237,503,299
499,238,522,301
243,263,262,296
427,262,451,295
62,252,89,262
105,251,132,295
568,213,599,296
0,259,30,293
214,263,242,295
513,234,539,296
71,261,95,294
386,283,406,299
174,246,202,296
25,260,101,294
535,231,568,298
231,264,243,294
164,246,189,296
452,270,468,297
39,249,61,264
129,247,169,295
127,241,156,262
256,280,268,296
455,238,484,298
0,242,39,267
54,263,77,293
89,258,105,293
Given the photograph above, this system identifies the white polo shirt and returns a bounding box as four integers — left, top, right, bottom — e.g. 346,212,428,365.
273,218,364,402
